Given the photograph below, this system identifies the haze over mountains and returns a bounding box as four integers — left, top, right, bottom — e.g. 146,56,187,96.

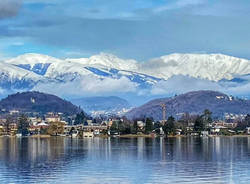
1,52,250,107
71,96,131,116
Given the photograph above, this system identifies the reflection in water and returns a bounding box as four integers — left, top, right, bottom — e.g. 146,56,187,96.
0,137,249,183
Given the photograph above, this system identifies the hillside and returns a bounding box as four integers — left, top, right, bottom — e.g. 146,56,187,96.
126,90,250,120
0,91,81,115
140,53,250,81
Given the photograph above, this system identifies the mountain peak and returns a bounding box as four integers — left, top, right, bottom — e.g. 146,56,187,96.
5,53,62,66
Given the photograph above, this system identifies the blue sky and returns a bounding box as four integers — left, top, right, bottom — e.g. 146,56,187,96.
1,0,250,61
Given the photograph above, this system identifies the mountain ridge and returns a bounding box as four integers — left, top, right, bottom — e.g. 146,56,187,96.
1,52,250,104
126,90,250,120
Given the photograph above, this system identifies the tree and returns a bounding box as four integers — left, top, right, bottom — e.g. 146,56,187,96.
145,118,153,134
18,114,30,136
132,120,138,134
74,111,87,125
194,116,204,131
118,120,125,133
235,114,250,131
110,121,118,132
40,127,48,135
245,114,250,127
47,122,64,136
202,109,212,128
163,116,175,135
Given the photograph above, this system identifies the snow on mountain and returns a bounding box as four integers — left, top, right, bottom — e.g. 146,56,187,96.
139,53,250,81
5,53,62,66
66,53,138,71
5,53,63,76
0,62,43,90
1,53,160,92
2,52,250,98
0,62,42,81
7,52,250,83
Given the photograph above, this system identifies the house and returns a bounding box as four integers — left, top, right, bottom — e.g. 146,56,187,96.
82,131,94,137
212,121,238,129
86,120,93,126
137,121,145,130
210,125,227,134
175,129,182,135
45,114,60,123
246,127,250,134
9,110,19,115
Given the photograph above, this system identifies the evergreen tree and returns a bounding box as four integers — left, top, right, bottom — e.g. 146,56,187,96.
132,120,138,134
145,118,153,134
110,121,118,132
202,109,212,129
163,116,175,135
18,114,30,136
74,111,87,125
194,116,204,131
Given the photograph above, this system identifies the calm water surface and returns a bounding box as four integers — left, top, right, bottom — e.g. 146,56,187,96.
0,137,249,184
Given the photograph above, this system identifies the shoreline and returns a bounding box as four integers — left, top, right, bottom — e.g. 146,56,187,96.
1,134,250,138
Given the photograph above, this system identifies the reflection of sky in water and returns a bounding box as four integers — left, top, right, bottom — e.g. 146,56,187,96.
0,137,249,183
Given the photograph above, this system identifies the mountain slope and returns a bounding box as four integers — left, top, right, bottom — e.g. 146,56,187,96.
0,91,81,115
140,53,250,81
126,90,250,120
71,96,131,114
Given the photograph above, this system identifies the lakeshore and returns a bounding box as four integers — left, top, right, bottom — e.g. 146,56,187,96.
1,133,250,139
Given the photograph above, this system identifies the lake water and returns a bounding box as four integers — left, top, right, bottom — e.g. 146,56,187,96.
0,137,249,184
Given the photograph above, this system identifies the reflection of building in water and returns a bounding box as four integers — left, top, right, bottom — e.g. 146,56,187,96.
175,137,182,159
159,137,166,161
214,137,221,156
248,137,250,150
137,138,145,159
28,138,52,162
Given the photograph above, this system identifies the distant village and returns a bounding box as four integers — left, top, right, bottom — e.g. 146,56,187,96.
0,105,250,138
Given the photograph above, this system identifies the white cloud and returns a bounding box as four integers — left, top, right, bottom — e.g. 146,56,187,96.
33,76,138,97
151,75,221,95
80,76,137,94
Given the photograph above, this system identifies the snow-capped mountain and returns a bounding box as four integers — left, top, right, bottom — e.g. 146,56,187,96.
1,52,250,103
1,53,161,92
66,53,138,71
139,53,250,81
0,60,43,90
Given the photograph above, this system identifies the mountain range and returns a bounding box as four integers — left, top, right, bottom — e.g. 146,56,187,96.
1,52,250,107
126,90,250,120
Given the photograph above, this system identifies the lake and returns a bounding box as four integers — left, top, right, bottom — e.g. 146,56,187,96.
0,137,249,184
